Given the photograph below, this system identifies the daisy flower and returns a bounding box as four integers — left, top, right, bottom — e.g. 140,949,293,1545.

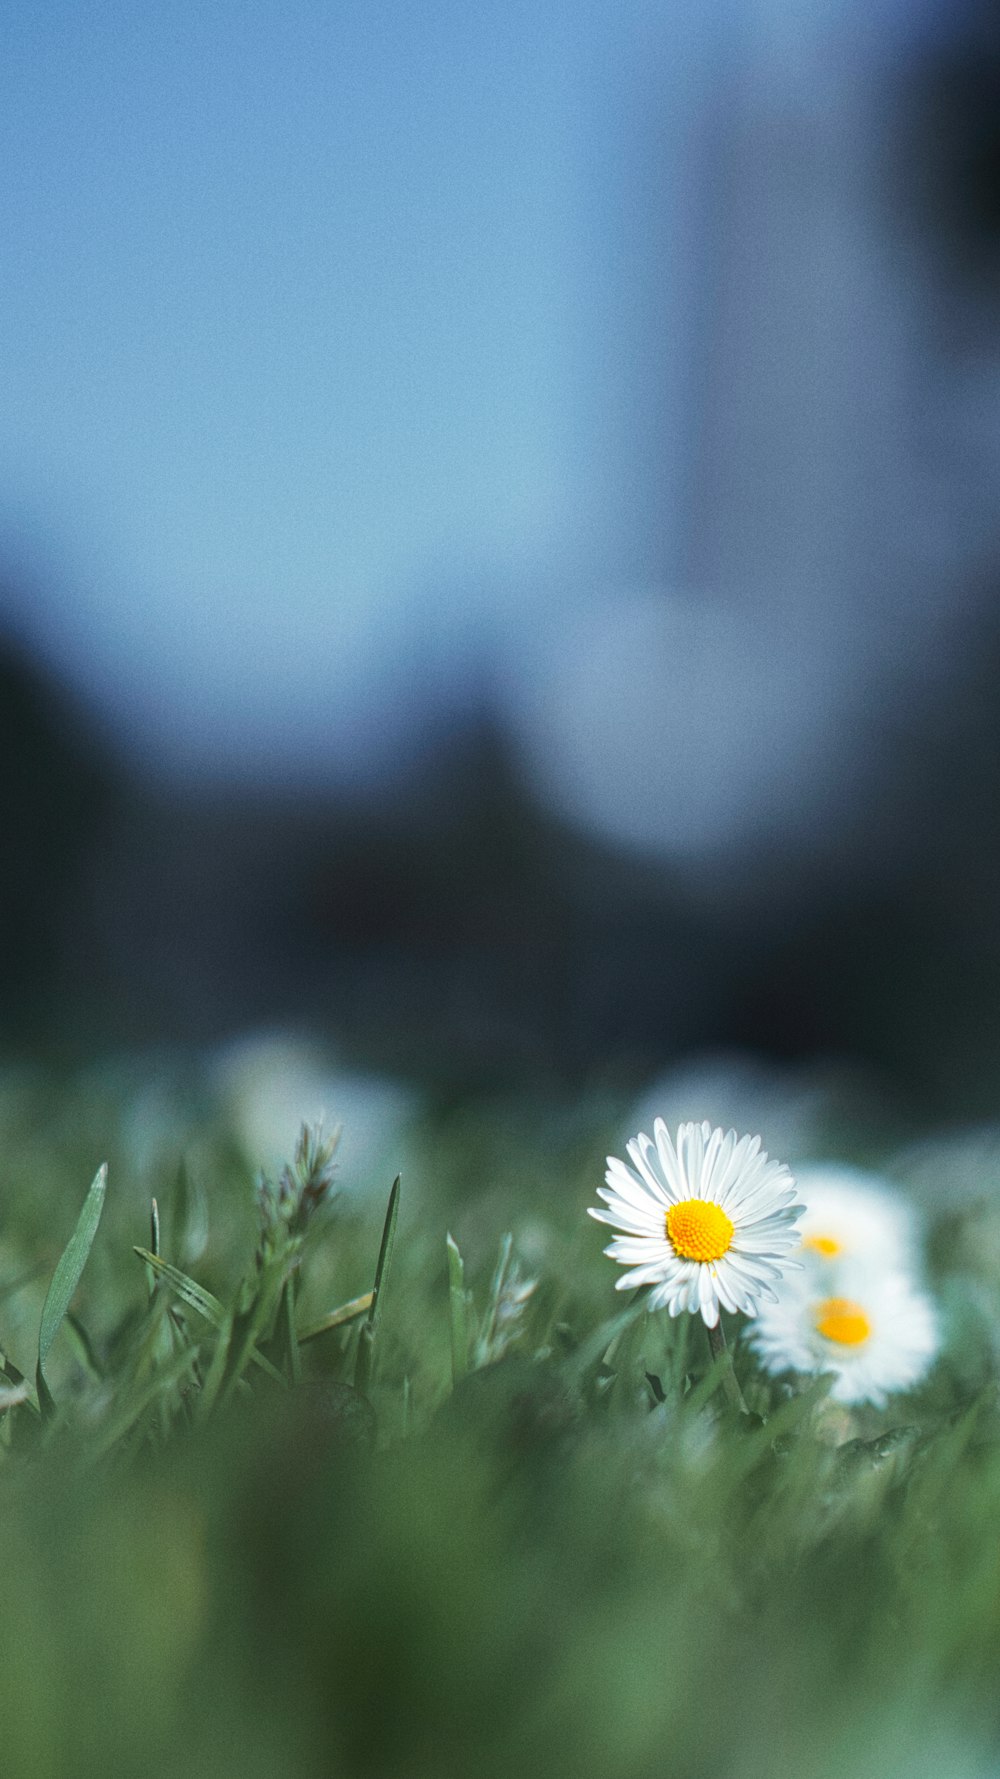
794,1165,920,1271
589,1119,803,1328
747,1270,939,1406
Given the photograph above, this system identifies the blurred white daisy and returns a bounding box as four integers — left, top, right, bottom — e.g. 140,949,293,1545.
589,1119,803,1328
795,1166,919,1270
748,1271,939,1406
210,1029,418,1193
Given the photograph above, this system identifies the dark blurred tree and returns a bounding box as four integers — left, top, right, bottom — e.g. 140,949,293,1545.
900,0,1000,296
0,628,112,1023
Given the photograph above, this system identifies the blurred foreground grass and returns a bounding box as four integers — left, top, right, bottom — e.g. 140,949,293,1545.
2,1061,1000,1778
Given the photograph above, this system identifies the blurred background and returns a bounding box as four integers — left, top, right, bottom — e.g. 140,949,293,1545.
4,0,1000,1115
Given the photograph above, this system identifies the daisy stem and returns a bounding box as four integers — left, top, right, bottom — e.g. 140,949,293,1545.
705,1321,750,1417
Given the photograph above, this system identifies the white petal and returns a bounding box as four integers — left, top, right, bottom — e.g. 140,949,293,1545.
716,1136,764,1203
619,1138,668,1207
705,1128,736,1198
698,1267,719,1326
725,1169,790,1218
730,1229,799,1255
604,1158,659,1213
652,1120,686,1197
646,1280,674,1311
701,1125,724,1196
603,1236,673,1264
711,1266,740,1315
592,1190,664,1233
685,1122,708,1197
613,1260,675,1289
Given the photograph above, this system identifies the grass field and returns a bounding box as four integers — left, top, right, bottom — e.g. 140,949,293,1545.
1,1059,1000,1779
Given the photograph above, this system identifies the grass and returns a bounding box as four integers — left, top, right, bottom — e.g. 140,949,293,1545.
1,1064,1000,1778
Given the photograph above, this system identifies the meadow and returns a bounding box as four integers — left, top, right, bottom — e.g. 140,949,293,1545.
1,1058,999,1779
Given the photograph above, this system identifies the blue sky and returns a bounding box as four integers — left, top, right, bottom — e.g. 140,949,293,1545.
1,0,702,781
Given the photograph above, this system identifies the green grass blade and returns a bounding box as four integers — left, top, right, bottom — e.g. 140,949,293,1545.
171,1157,210,1265
134,1249,224,1326
87,1342,202,1461
297,1292,374,1343
135,1249,285,1387
564,1297,648,1385
446,1232,468,1388
354,1176,400,1396
1,1350,28,1389
369,1176,401,1329
217,1260,293,1409
36,1163,107,1414
474,1231,514,1365
196,1311,236,1421
0,1262,47,1306
63,1314,104,1382
283,1279,301,1386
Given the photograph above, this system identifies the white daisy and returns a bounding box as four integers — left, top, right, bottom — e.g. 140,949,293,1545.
588,1119,803,1328
794,1165,920,1270
748,1270,939,1406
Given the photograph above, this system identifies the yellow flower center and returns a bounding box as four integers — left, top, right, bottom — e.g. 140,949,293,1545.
803,1233,843,1258
665,1198,734,1263
815,1297,871,1347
